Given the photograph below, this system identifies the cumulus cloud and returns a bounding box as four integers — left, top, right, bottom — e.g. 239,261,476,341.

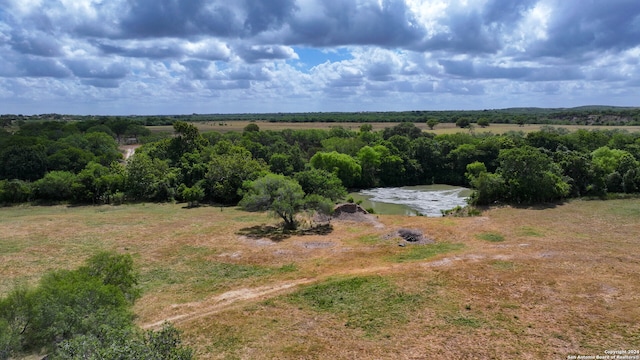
235,44,298,63
0,0,639,114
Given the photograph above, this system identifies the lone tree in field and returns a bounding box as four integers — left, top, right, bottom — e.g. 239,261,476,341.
239,174,333,230
426,118,439,130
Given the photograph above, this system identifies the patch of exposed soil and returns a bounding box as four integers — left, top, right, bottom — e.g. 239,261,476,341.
385,228,434,244
142,278,316,330
120,144,141,160
332,211,385,228
237,223,333,241
299,241,335,249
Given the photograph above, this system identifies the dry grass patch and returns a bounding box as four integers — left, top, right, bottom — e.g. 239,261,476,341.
2,198,640,359
151,121,640,136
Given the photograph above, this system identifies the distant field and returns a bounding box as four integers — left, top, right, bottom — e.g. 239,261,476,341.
149,121,640,135
2,200,639,359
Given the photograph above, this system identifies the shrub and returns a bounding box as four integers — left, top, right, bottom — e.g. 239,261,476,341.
0,252,192,359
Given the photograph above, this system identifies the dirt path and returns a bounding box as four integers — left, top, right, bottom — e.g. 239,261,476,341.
141,278,316,329
140,249,523,330
120,144,141,160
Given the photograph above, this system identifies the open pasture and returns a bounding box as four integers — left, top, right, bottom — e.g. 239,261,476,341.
148,121,640,135
1,200,639,359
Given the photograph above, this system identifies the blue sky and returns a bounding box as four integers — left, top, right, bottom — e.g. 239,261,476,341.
1,0,639,115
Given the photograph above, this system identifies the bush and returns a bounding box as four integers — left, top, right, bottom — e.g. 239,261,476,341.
0,179,31,204
0,252,192,359
33,171,77,202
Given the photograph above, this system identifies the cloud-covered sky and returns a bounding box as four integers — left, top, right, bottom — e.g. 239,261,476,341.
1,0,639,115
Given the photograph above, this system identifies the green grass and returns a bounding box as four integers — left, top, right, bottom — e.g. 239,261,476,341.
445,314,484,328
141,260,296,294
288,276,422,336
389,242,465,263
354,234,381,245
476,232,506,242
518,226,544,237
204,324,245,358
491,260,517,271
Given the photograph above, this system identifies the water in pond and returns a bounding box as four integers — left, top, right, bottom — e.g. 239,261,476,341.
348,185,472,217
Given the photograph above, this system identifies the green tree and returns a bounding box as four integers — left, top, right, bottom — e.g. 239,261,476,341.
447,143,485,185
48,146,95,173
426,118,439,130
357,146,382,187
0,143,48,181
106,118,130,143
240,174,332,230
455,117,471,128
409,137,443,184
180,183,205,208
124,124,151,143
465,161,507,205
204,149,268,204
555,150,599,197
477,118,490,128
82,252,140,303
373,144,406,186
243,122,260,134
33,171,77,202
321,137,364,156
498,146,570,203
0,180,32,204
168,121,207,162
84,132,122,165
294,168,346,201
309,151,361,188
269,153,295,176
0,252,192,359
125,153,176,202
382,122,422,140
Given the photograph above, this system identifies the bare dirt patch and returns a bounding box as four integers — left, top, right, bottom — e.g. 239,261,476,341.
119,144,141,160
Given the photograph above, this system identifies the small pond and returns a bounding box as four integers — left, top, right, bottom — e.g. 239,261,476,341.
348,184,472,217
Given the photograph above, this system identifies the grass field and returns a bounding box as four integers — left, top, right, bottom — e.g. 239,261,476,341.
149,121,640,135
2,200,640,359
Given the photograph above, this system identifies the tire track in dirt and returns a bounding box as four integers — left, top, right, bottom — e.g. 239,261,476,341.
141,265,408,330
142,278,316,329
141,249,406,329
140,252,504,330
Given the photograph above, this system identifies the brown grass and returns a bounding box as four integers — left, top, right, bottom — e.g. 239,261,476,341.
150,121,640,135
1,200,639,359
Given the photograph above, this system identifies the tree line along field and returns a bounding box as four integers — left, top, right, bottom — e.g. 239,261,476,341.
1,199,639,359
3,105,640,127
2,113,640,358
3,117,640,206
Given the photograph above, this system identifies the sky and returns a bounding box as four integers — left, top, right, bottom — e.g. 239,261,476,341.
1,0,639,115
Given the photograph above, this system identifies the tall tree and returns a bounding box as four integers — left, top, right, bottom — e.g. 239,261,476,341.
498,146,569,203
309,151,361,188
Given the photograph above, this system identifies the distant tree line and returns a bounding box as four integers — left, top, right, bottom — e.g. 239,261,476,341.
3,106,640,127
2,119,640,208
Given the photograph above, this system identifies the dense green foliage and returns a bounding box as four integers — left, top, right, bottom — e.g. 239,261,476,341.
0,252,192,360
3,116,640,207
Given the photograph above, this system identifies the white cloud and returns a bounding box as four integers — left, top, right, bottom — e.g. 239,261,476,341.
0,0,639,114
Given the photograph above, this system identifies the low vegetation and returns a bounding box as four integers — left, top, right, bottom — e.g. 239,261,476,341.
1,199,638,358
0,252,192,359
288,276,423,336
